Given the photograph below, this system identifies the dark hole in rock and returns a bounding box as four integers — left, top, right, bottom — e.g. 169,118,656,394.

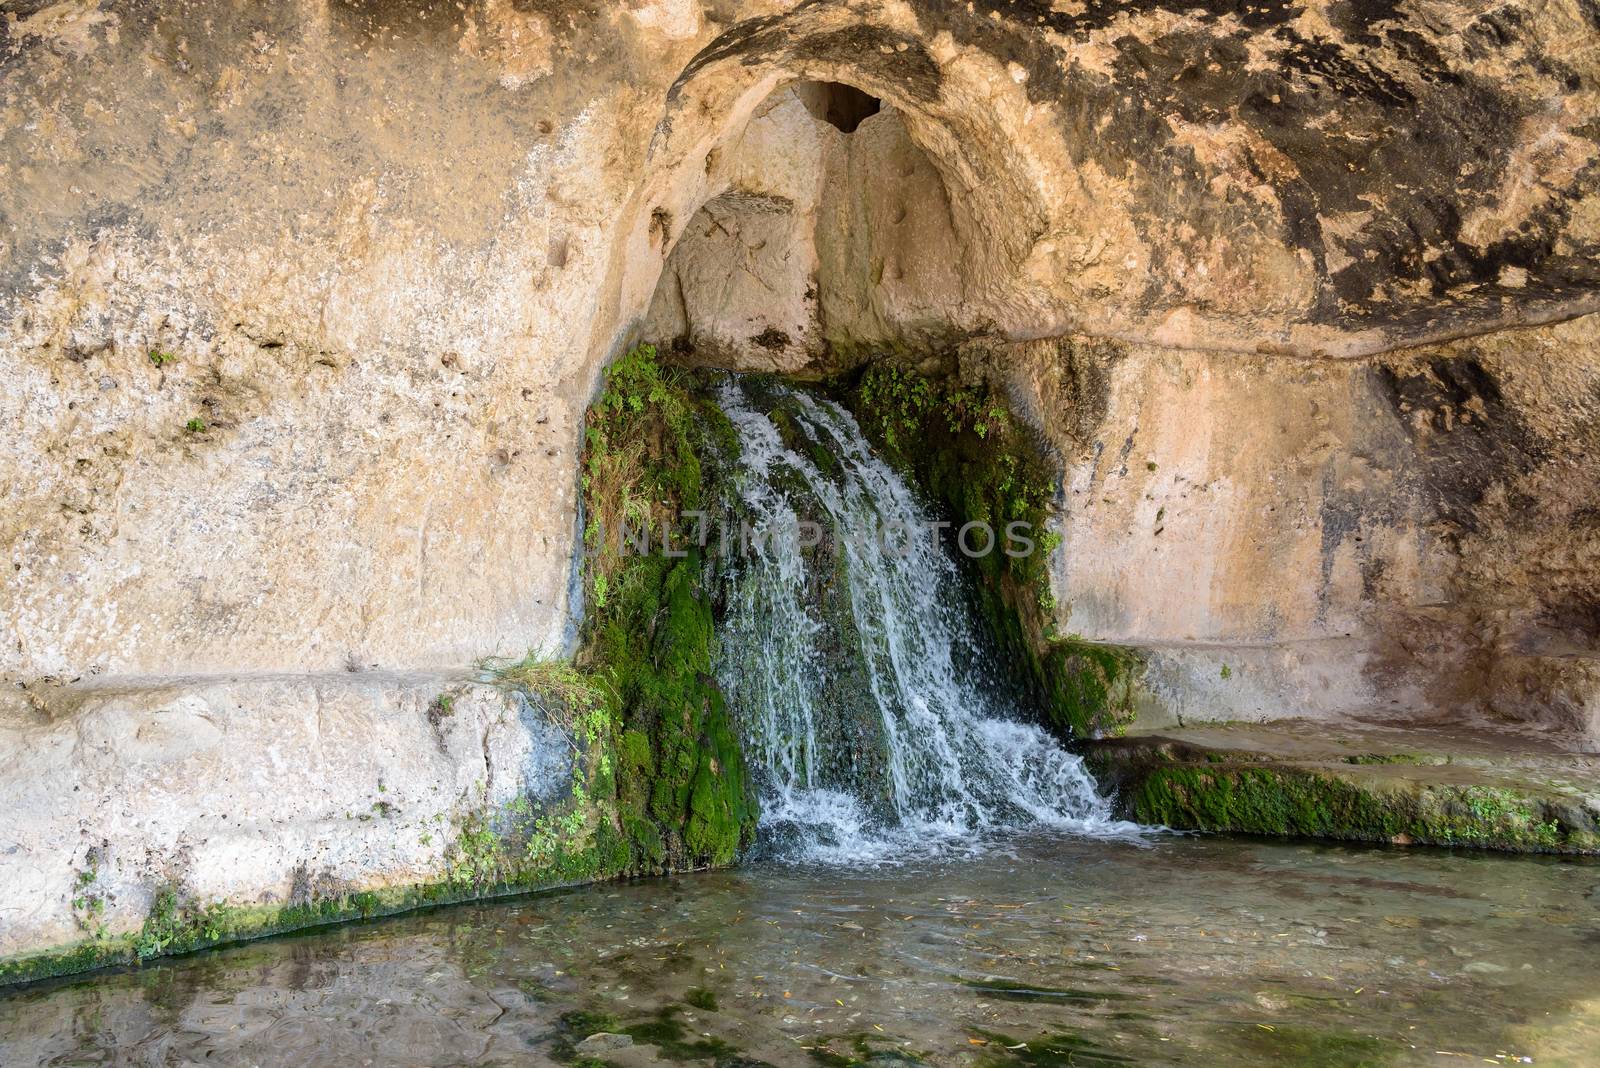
795,81,881,133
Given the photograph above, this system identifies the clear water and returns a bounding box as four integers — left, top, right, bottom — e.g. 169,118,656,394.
6,836,1597,1066
714,378,1137,863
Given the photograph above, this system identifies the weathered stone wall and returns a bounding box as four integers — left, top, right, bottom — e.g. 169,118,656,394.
984,318,1600,741
0,672,586,972
6,0,1598,682
3,0,1600,973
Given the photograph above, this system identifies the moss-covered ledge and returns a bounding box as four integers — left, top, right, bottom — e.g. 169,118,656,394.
0,670,636,990
0,863,612,990
1085,725,1600,854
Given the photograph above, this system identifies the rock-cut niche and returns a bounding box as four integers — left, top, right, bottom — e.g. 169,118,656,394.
644,80,968,374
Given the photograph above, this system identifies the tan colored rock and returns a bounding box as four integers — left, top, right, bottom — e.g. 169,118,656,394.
2,0,1599,970
0,673,567,960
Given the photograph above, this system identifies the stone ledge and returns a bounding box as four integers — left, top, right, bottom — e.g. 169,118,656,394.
0,671,616,987
1083,721,1600,854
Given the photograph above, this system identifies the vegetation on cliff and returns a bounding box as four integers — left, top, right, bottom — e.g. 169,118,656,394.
843,362,1141,740
1085,739,1600,853
573,344,756,870
466,344,757,883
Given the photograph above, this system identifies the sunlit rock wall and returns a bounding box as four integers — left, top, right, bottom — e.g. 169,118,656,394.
982,318,1600,742
3,0,1600,970
5,0,1598,683
0,673,577,963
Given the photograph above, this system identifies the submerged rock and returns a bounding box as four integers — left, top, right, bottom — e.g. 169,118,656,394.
574,1031,635,1055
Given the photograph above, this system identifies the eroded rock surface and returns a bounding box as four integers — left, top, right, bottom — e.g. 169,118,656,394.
0,672,580,971
3,0,1600,975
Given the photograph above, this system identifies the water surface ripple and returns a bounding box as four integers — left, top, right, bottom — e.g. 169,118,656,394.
5,836,1597,1066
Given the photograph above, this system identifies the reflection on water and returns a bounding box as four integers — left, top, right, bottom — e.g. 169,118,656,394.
4,834,1598,1066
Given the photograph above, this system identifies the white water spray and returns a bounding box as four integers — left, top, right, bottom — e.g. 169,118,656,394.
713,377,1142,863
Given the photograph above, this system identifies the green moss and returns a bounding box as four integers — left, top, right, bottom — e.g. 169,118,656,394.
577,344,758,871
961,977,1133,1003
1102,758,1600,853
0,858,624,989
464,344,758,885
685,986,719,1011
621,1006,740,1061
804,1031,931,1067
1226,1023,1394,1067
1342,752,1440,766
843,362,1142,739
69,850,108,940
133,884,228,959
1035,637,1141,739
969,1028,1131,1067
1126,765,1404,840
560,1008,623,1035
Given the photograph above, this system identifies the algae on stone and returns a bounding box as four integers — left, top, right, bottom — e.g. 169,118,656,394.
1085,741,1600,854
575,344,758,871
843,361,1143,740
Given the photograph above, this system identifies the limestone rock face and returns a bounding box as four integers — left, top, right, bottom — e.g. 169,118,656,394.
2,0,1600,969
974,316,1600,742
4,0,1598,682
0,673,572,962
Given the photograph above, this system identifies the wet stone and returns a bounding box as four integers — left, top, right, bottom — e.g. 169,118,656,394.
575,1031,635,1054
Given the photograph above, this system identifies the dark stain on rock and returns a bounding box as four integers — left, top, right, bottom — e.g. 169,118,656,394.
509,0,604,24
1041,337,1124,450
1540,589,1600,648
1372,354,1540,534
914,0,1598,334
670,11,941,108
326,0,468,44
750,327,790,351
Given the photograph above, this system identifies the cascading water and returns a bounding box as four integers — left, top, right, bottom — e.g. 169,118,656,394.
712,376,1141,863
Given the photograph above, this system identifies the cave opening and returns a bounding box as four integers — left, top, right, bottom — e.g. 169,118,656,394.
794,80,881,133
643,79,966,375
609,74,1121,866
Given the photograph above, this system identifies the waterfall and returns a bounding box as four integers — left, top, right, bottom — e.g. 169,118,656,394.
713,376,1141,863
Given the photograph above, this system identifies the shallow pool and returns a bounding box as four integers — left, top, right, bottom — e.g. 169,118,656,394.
4,834,1598,1066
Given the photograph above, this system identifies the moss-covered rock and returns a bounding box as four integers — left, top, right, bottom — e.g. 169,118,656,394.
841,361,1142,740
1086,736,1600,854
576,344,758,871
